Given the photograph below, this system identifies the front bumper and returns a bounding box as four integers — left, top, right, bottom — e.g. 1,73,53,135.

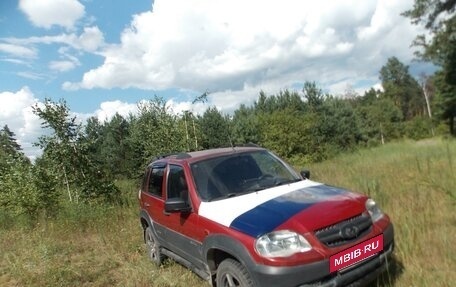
251,223,394,287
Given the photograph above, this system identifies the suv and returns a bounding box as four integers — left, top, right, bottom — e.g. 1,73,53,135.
139,147,394,287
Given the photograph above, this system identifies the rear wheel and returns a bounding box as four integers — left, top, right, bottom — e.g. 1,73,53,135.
216,258,254,287
145,226,164,265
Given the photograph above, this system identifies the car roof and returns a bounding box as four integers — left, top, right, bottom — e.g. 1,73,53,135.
148,146,266,166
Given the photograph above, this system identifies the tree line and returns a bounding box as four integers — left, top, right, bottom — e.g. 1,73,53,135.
1,0,455,219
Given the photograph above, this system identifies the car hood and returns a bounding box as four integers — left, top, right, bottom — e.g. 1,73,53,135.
199,180,367,237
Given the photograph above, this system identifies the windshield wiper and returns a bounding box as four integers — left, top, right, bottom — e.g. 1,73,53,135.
275,178,301,187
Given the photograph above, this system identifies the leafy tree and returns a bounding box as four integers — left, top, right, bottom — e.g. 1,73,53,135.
434,71,456,134
355,97,404,145
403,0,456,134
259,109,316,160
198,106,231,149
100,113,133,178
0,130,57,219
231,104,260,145
129,97,186,171
379,57,424,120
316,97,362,153
33,99,119,203
302,81,325,111
253,90,305,114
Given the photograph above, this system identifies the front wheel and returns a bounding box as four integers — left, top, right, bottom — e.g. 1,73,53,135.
144,226,164,265
216,258,254,287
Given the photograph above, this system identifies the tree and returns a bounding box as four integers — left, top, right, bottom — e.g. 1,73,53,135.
0,125,29,173
0,125,22,153
231,104,260,145
259,109,315,160
302,81,325,111
33,99,119,203
355,97,404,145
379,57,424,120
198,107,231,149
129,97,187,171
403,0,456,134
434,71,456,134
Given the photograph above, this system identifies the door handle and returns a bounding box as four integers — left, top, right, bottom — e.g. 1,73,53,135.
144,203,150,207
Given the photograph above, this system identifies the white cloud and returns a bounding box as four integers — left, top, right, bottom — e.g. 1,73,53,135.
0,87,42,160
49,60,77,72
3,26,105,53
62,0,422,109
94,100,137,122
19,0,85,30
78,26,105,52
0,43,36,58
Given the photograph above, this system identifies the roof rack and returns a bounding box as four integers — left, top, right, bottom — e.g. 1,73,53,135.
150,152,192,162
236,142,260,148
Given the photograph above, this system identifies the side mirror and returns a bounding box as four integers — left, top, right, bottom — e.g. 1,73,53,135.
164,198,191,213
300,169,310,179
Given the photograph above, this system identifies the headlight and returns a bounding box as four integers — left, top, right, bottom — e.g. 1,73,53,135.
366,198,384,222
255,230,311,258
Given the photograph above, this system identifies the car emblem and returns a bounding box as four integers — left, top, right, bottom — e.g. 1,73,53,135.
340,224,360,239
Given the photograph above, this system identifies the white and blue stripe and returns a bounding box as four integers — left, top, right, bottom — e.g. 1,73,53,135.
199,180,349,237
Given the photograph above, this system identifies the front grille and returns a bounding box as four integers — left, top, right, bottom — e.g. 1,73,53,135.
314,213,373,247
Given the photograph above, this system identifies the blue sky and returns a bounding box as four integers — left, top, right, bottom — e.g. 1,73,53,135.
1,0,431,159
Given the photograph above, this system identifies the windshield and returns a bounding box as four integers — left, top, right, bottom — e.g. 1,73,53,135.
190,150,300,201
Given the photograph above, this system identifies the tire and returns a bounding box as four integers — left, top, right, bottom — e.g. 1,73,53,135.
144,226,164,265
216,258,254,287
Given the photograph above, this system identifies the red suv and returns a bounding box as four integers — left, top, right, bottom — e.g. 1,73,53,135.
139,146,394,287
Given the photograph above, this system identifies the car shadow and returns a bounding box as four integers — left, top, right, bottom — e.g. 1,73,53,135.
368,255,405,287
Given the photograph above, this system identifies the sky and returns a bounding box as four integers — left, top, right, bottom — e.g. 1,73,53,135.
0,0,432,160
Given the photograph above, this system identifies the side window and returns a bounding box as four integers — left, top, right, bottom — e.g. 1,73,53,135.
167,165,188,202
148,166,165,197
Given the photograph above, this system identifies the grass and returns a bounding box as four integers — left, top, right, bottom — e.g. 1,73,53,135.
306,138,456,287
1,138,455,286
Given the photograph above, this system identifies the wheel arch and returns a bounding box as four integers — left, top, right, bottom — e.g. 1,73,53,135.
139,209,153,241
203,234,259,285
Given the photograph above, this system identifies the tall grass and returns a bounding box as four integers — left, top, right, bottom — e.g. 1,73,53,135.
0,181,206,287
307,138,456,287
1,139,454,286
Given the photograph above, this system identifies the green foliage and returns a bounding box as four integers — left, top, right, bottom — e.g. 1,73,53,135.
380,57,425,119
33,99,120,204
198,106,231,149
0,156,37,217
405,116,435,139
302,81,325,111
231,104,260,145
355,97,404,146
433,71,456,135
403,0,456,134
259,109,315,160
129,97,187,170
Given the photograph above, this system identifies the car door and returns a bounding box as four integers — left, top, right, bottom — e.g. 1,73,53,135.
141,163,174,245
165,164,205,267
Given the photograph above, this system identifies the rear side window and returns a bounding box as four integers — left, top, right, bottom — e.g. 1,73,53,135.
148,166,165,197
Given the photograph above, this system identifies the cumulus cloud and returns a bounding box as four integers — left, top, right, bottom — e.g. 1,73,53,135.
0,87,42,160
94,100,137,122
0,90,141,159
19,0,85,30
63,0,423,102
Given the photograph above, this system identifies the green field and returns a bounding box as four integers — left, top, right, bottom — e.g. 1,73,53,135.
1,139,455,287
